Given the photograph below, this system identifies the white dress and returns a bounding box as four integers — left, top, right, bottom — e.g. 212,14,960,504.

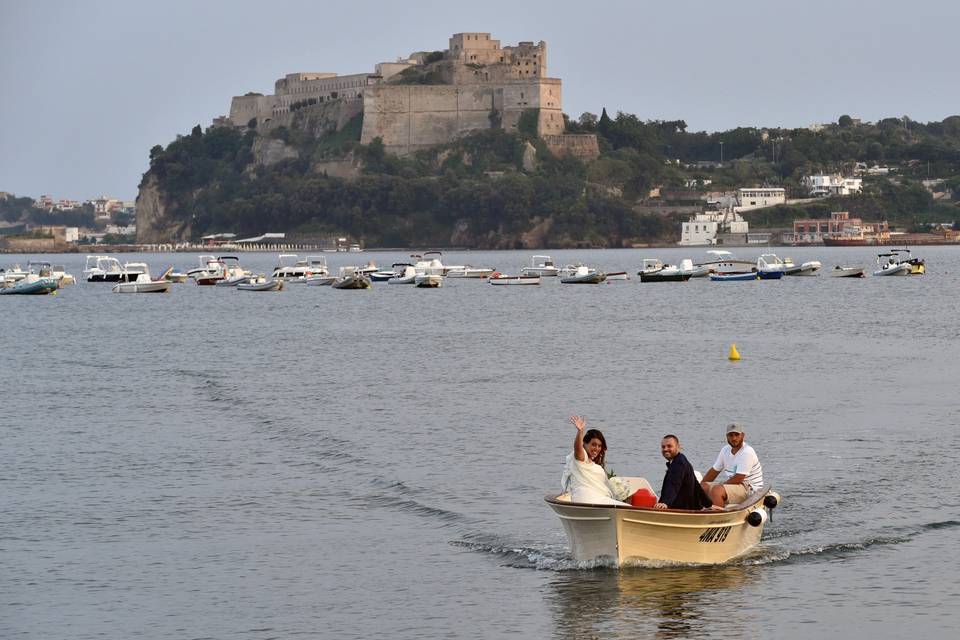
561,452,629,505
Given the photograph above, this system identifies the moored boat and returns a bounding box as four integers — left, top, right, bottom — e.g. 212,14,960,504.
237,276,284,291
0,272,58,295
605,271,629,281
829,265,866,278
546,478,780,565
488,273,541,285
710,272,758,281
388,263,417,285
521,255,560,277
756,254,786,280
560,265,606,284
783,258,822,276
638,259,690,282
332,266,372,289
873,253,912,276
83,255,125,282
890,248,924,275
112,266,172,293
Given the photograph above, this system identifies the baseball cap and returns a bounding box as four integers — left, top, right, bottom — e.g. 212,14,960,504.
725,423,744,435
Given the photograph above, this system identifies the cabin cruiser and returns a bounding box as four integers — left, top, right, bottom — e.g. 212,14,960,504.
782,257,822,276
560,264,606,284
112,265,172,293
332,266,372,289
83,255,125,282
388,263,417,284
638,259,690,282
756,254,786,279
874,253,912,276
521,255,560,277
271,254,311,281
546,476,780,565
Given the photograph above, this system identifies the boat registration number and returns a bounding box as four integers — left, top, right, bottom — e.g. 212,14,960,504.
699,526,732,543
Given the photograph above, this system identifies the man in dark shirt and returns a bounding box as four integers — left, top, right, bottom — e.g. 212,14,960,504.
654,435,713,510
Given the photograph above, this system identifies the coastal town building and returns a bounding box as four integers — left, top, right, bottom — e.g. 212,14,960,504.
785,211,889,245
735,188,785,212
678,211,749,246
220,32,597,159
803,174,863,197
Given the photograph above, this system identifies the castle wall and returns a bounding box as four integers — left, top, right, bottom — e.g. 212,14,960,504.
362,79,563,156
542,134,601,160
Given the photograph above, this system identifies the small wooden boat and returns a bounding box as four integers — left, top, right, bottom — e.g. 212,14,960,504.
546,477,780,565
710,272,758,282
237,276,283,291
829,265,866,278
488,273,541,285
560,265,606,284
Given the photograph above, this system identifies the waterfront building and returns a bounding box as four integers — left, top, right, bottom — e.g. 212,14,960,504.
678,211,749,246
784,211,889,245
803,174,863,197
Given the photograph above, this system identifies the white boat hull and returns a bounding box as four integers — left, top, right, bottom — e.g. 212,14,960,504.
829,266,865,278
874,263,911,276
489,275,541,285
546,483,775,565
521,267,560,277
415,274,443,288
112,281,171,293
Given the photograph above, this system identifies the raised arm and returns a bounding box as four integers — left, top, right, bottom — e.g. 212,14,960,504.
570,415,587,462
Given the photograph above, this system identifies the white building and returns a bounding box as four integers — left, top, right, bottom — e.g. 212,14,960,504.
678,211,749,246
804,175,863,197
735,188,785,212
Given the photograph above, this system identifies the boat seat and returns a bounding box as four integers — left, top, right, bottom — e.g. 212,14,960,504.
726,483,770,510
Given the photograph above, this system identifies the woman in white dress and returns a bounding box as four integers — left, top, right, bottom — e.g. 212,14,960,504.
561,415,629,505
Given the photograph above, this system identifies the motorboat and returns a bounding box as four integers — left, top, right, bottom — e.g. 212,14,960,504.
488,273,541,285
560,265,606,284
187,255,221,283
605,272,629,281
873,253,912,276
413,253,444,288
112,265,172,293
890,248,924,275
332,266,372,289
521,255,560,277
1,264,29,286
369,269,396,281
50,264,75,285
557,262,586,278
216,273,251,287
83,255,125,282
696,250,756,275
388,263,417,285
237,276,284,291
678,259,710,278
546,477,780,565
271,254,311,281
638,259,690,283
0,271,58,295
829,265,866,278
710,271,758,281
305,274,337,286
447,265,496,278
756,254,786,280
782,258,822,276
120,261,148,282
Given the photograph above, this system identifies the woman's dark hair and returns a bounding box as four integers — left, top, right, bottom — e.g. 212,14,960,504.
583,429,607,468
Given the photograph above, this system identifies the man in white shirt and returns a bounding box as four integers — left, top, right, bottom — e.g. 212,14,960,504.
700,423,763,507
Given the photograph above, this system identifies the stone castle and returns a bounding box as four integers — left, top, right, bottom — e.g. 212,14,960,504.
221,32,598,159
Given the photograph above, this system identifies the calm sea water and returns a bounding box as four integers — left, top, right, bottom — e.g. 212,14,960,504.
2,247,959,639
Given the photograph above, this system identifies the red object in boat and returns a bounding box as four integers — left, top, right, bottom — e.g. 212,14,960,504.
629,488,657,508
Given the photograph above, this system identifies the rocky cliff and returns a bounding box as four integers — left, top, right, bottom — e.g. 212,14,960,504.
136,175,191,244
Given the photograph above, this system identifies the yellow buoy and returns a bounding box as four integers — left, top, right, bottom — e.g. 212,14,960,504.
728,343,741,360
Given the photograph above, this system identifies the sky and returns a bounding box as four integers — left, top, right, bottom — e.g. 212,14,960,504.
2,0,958,201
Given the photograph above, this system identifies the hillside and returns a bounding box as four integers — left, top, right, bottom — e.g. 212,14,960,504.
136,110,960,247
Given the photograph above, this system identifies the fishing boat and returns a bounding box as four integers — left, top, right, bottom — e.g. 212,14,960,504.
756,254,786,280
873,253,912,276
782,258,822,276
332,266,372,289
710,271,758,282
546,477,780,565
828,265,866,278
237,276,284,291
561,265,606,284
488,273,541,285
521,255,560,277
112,266,172,293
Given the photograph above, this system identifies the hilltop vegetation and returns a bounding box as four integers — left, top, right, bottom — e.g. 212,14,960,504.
140,112,960,247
